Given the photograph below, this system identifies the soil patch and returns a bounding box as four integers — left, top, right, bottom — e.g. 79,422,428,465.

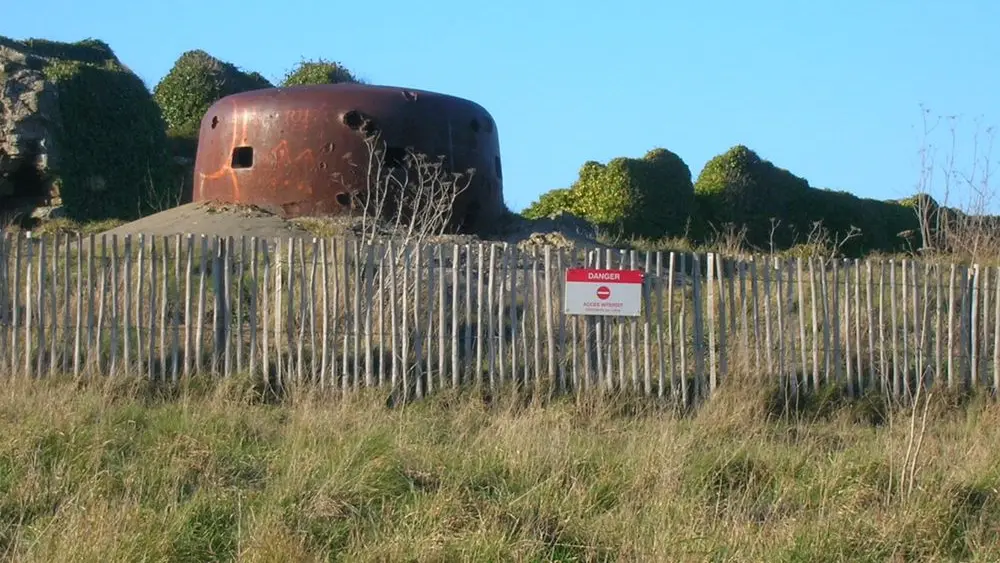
101,202,311,241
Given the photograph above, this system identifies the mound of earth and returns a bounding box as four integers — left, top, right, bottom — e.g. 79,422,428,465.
101,202,602,251
503,211,599,251
101,202,310,241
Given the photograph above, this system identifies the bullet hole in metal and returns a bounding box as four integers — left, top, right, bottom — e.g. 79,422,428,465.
323,142,335,153
319,162,327,170
402,90,418,101
343,111,363,130
361,119,378,136
231,146,254,169
211,116,219,129
335,192,350,207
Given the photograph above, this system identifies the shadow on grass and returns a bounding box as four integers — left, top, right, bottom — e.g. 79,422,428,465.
762,373,992,428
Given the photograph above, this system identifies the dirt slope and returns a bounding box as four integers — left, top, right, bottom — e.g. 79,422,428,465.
101,202,311,241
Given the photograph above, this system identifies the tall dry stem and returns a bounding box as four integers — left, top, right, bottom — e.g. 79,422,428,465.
911,105,998,263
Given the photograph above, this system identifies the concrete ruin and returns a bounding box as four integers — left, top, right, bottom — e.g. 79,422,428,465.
0,41,62,209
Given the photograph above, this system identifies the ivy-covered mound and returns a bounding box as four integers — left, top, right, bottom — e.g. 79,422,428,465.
281,59,361,86
694,145,920,254
153,50,273,143
523,148,695,239
804,187,918,255
693,145,812,246
0,36,176,220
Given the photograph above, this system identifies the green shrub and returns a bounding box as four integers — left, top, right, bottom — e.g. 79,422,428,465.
153,50,272,141
694,145,811,247
803,189,918,255
521,188,575,220
281,59,360,87
48,61,177,220
692,145,924,255
3,36,177,220
570,148,694,238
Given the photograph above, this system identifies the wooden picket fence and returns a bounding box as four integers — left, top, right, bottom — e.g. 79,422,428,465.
0,231,996,405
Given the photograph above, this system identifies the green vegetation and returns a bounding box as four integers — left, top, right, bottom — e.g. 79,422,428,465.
281,58,361,86
524,148,695,239
153,50,273,142
1,377,999,560
526,144,930,257
520,187,575,220
0,36,116,65
693,144,812,246
692,145,927,256
691,145,923,255
2,36,178,221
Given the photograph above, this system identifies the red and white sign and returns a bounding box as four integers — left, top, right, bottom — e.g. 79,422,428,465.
564,268,644,316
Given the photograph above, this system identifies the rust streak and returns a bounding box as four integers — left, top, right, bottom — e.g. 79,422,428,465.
293,149,316,168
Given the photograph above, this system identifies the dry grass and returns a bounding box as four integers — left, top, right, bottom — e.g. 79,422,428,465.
0,375,999,561
1,217,126,238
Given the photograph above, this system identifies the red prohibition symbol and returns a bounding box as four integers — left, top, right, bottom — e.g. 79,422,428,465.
596,286,611,300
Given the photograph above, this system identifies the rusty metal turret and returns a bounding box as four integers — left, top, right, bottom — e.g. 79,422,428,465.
193,83,504,233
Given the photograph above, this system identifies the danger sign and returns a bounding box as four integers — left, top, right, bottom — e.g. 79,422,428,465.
564,268,644,316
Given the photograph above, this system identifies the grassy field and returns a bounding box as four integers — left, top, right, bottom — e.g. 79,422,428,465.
1,376,999,562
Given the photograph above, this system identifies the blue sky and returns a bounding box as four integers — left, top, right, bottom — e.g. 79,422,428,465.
5,0,998,212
